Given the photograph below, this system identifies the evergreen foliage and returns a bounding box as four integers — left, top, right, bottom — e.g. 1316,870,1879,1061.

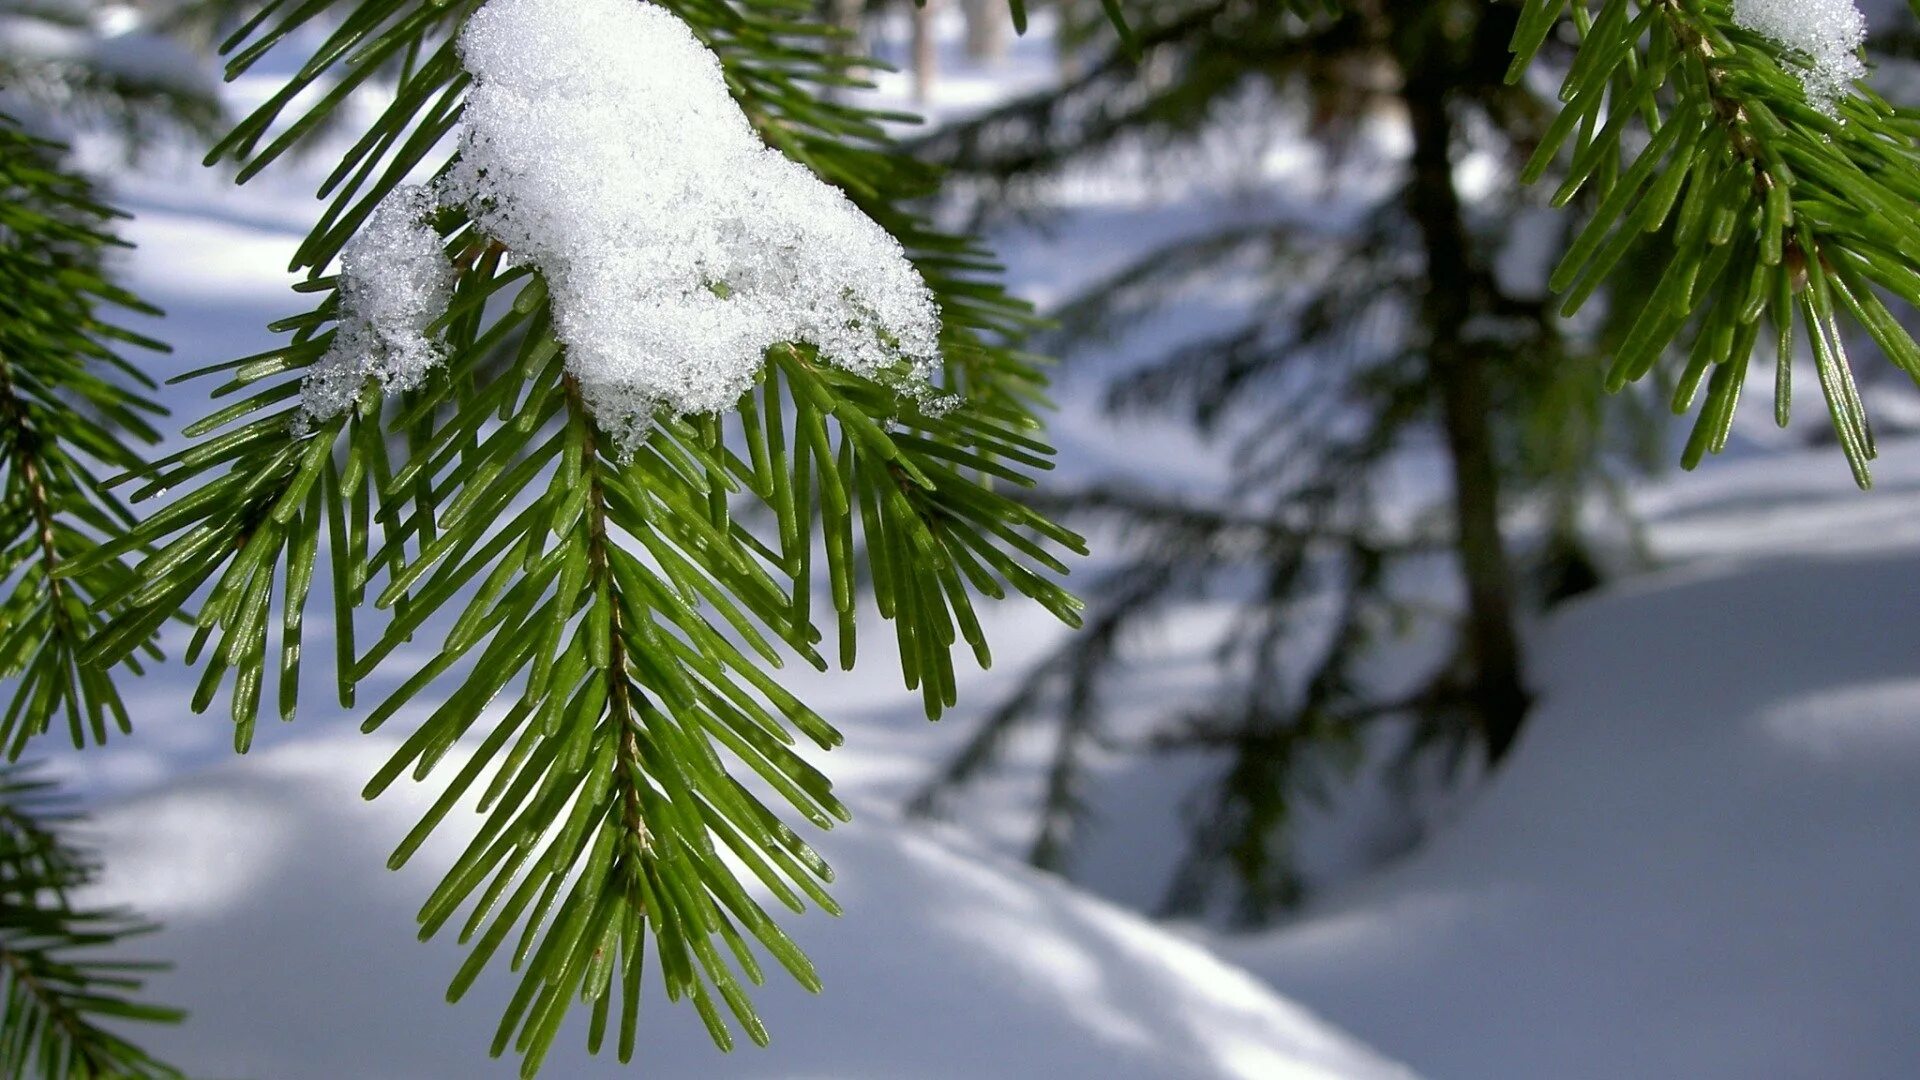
1513,0,1920,487
0,764,184,1079
0,117,169,758
48,0,1082,1072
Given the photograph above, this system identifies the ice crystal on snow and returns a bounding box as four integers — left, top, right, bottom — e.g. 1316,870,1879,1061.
1733,0,1868,116
300,0,943,452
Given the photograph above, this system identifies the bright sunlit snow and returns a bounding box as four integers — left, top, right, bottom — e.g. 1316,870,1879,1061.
299,186,453,425
79,735,1412,1080
303,0,944,451
1227,445,1920,1079
1733,0,1868,114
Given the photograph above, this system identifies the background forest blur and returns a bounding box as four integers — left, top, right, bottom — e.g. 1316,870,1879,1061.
874,0,1920,920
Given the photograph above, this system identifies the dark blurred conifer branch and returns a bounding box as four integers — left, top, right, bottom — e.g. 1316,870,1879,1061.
912,0,1915,919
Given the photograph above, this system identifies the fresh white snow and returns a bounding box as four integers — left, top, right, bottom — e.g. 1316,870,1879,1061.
301,0,944,452
78,734,1412,1080
1733,0,1869,114
300,185,454,425
1224,444,1920,1079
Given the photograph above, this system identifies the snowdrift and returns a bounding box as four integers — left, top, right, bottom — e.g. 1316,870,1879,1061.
80,733,1409,1079
1232,477,1920,1079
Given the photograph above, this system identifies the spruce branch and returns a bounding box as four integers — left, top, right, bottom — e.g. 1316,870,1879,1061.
75,0,1085,1071
0,117,169,758
1510,0,1920,486
0,765,185,1080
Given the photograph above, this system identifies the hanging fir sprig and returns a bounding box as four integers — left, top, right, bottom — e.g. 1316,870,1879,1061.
1510,0,1920,487
73,0,1083,1072
0,118,169,759
0,764,185,1080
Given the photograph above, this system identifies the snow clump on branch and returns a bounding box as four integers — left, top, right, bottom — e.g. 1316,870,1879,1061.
1732,0,1868,116
298,186,454,427
298,0,944,452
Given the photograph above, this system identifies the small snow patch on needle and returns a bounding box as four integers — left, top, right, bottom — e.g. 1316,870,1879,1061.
300,0,944,452
299,186,453,429
1732,0,1868,116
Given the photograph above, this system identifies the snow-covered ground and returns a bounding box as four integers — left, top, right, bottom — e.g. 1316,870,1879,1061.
17,6,1920,1078
1227,443,1920,1079
83,734,1410,1080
